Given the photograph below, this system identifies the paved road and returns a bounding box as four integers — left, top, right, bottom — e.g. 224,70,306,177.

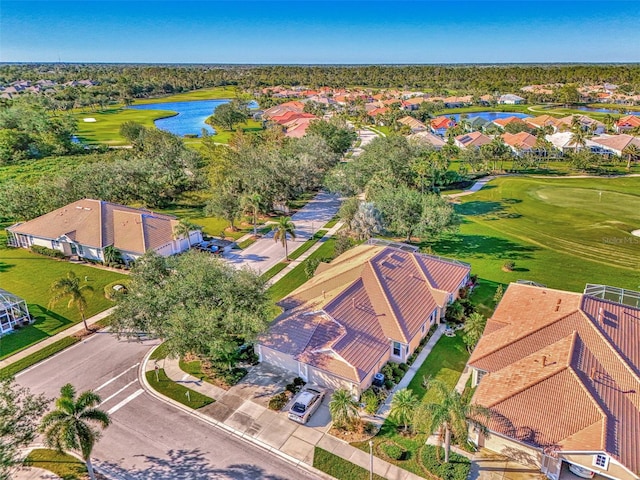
16,332,318,480
225,191,342,274
350,128,379,157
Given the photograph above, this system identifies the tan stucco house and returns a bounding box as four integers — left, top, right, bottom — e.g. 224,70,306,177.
257,243,471,398
6,199,202,264
468,283,640,480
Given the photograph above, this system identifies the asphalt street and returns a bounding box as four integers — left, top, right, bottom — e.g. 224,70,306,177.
17,331,319,480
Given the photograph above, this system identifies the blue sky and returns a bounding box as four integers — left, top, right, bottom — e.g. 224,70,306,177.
1,1,639,63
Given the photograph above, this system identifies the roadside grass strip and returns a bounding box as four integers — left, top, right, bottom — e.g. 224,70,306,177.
313,447,386,480
24,449,87,480
145,368,214,409
0,336,80,378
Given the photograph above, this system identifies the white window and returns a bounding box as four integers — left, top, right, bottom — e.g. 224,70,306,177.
593,454,609,470
392,341,401,357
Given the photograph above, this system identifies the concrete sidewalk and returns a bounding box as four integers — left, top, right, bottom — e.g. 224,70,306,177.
224,191,342,274
0,307,116,370
152,353,424,480
268,221,344,286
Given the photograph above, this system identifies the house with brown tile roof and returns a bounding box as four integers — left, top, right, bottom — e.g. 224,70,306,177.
408,131,447,149
556,115,606,135
590,134,640,157
468,282,640,480
501,132,540,155
6,199,202,264
616,115,640,133
524,115,561,132
398,116,427,132
454,131,492,149
257,243,470,397
492,116,527,129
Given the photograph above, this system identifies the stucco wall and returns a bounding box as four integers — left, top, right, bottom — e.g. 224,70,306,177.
560,454,639,480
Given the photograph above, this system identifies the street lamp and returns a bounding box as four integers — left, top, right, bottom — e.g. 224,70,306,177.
369,440,373,480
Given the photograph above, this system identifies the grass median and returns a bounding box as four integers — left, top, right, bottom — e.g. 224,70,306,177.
146,368,214,409
24,448,87,480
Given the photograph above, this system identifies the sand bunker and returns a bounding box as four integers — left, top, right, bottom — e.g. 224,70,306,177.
83,118,96,122
632,230,640,237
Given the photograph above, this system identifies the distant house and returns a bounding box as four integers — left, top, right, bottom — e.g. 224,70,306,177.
545,132,598,154
492,116,527,130
501,132,540,155
556,115,606,134
408,131,447,149
454,131,492,149
0,289,32,336
6,199,202,264
398,116,427,132
464,116,490,132
524,115,560,132
468,282,640,480
615,115,640,133
590,134,640,157
257,243,470,397
430,116,457,136
401,97,425,111
261,101,306,121
498,94,526,105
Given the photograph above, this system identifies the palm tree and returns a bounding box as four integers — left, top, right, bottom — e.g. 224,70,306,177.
40,384,110,480
414,380,490,463
272,216,296,261
173,219,199,249
49,272,94,331
570,119,588,152
241,193,262,236
329,389,359,430
389,388,418,432
102,245,123,265
462,312,487,353
622,143,640,171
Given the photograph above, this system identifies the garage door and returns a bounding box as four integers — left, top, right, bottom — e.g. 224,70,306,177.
309,367,357,393
259,346,298,375
484,434,541,467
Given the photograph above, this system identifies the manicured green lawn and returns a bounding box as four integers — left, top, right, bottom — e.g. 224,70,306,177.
207,118,264,144
0,238,125,359
24,448,87,480
0,337,79,378
73,108,176,145
267,237,336,301
352,334,469,478
313,447,386,480
134,86,241,104
423,177,640,301
145,368,214,409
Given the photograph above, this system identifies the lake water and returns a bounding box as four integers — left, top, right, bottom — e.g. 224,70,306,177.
128,99,258,137
573,106,640,116
451,111,531,122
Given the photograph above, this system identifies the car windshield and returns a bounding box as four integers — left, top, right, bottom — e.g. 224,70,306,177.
292,402,306,414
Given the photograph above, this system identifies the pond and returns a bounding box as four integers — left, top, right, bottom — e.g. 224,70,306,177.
450,111,531,122
128,99,258,137
573,106,640,116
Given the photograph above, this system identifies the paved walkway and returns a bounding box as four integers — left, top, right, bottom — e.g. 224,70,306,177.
12,466,60,480
0,307,116,370
144,350,425,480
268,221,345,285
444,176,496,199
225,191,342,274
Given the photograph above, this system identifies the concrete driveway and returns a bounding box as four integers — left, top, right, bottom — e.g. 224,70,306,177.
224,191,342,274
469,449,546,480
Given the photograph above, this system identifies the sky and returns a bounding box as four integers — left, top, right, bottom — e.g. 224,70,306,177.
1,1,639,64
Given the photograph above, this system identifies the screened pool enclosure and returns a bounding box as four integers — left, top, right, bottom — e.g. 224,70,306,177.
0,288,32,334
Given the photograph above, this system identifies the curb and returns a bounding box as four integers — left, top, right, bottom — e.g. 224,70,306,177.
138,345,334,480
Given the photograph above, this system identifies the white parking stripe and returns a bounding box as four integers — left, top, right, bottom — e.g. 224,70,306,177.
99,379,138,406
107,389,144,415
95,363,140,392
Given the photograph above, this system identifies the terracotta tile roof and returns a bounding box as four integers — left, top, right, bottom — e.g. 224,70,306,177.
493,116,525,128
455,131,492,148
431,116,456,129
501,132,538,149
398,116,427,130
617,115,640,128
524,115,559,128
8,199,178,255
408,131,447,148
469,283,640,474
591,134,640,153
261,245,470,383
368,107,389,117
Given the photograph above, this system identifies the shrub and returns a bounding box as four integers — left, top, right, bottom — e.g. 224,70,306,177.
420,445,471,480
104,279,131,300
361,388,379,415
381,442,405,461
398,362,409,373
30,245,66,259
502,260,515,272
293,376,305,387
268,392,289,411
219,367,247,386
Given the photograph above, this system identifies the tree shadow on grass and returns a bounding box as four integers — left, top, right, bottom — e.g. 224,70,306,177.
0,261,14,273
429,234,538,260
455,201,505,216
97,449,293,480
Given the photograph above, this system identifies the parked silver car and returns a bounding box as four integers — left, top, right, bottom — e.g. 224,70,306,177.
288,386,326,424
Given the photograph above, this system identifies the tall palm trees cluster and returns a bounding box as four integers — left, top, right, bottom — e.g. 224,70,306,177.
329,379,490,464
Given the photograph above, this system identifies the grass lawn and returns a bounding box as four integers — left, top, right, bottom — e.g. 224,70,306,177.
206,118,264,144
24,449,87,479
0,336,79,378
134,86,241,104
145,368,214,409
313,447,386,480
0,238,125,360
425,177,640,295
267,237,336,302
73,107,176,145
352,334,470,478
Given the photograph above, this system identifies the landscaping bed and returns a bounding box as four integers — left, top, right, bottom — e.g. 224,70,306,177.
23,448,91,480
145,368,214,409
